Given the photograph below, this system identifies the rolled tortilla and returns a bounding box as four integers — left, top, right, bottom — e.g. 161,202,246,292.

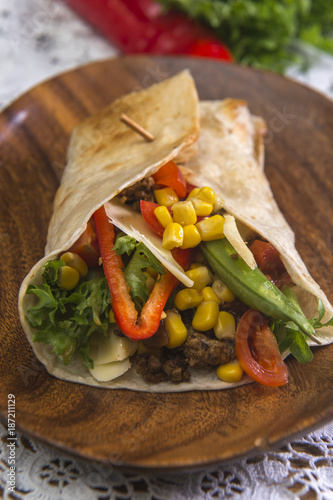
18,73,333,392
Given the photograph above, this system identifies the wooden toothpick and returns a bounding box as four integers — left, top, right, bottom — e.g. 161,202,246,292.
120,113,155,142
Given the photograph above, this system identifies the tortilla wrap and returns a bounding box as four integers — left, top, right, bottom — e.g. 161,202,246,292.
18,72,333,392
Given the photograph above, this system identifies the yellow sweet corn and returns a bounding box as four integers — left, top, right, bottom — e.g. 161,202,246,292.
145,273,155,293
165,311,188,348
190,197,213,216
154,187,179,206
162,223,183,250
181,225,201,249
214,311,236,340
196,214,225,241
145,266,158,279
61,252,88,278
108,309,116,323
188,187,200,198
212,279,236,303
196,186,216,204
154,205,173,228
174,289,203,310
192,301,220,331
185,265,212,291
189,262,202,270
172,200,197,226
202,286,220,305
57,265,80,291
216,361,243,383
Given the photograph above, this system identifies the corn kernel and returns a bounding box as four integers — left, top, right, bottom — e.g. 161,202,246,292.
145,266,158,279
154,187,178,206
196,186,216,204
172,200,197,226
196,214,225,241
181,225,201,249
165,311,188,348
202,286,220,305
189,262,202,270
57,265,80,290
188,187,200,198
61,252,88,278
145,273,155,293
154,205,173,228
174,289,203,310
213,193,224,213
185,265,212,291
108,309,116,323
192,301,220,331
216,361,243,383
212,279,236,303
191,197,213,216
162,223,183,250
214,311,236,340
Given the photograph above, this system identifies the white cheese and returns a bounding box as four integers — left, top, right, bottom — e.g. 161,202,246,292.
104,199,194,287
89,331,138,365
224,214,257,270
89,357,131,382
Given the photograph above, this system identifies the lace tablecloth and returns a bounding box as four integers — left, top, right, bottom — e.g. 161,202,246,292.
1,1,333,499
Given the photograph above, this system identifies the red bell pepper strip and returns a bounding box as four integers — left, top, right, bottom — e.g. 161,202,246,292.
66,0,233,61
152,161,187,198
93,205,190,340
140,200,165,238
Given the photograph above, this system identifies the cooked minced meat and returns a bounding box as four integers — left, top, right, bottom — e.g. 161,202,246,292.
118,176,155,211
135,352,191,384
181,329,235,368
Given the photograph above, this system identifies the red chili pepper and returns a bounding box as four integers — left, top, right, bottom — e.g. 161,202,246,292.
66,0,233,61
93,205,191,340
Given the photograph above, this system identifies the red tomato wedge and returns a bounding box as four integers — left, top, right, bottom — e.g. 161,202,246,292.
68,221,100,267
152,161,187,198
235,309,288,387
250,239,292,288
140,200,165,237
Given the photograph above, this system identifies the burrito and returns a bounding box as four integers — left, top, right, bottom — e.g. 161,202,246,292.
18,71,333,392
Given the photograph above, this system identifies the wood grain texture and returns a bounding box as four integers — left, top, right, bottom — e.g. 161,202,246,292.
0,56,332,470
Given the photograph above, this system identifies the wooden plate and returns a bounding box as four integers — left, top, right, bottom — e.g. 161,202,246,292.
0,56,332,471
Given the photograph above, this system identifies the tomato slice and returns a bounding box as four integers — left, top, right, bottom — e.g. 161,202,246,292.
140,200,166,237
152,161,187,198
235,309,288,387
249,240,292,288
68,221,100,267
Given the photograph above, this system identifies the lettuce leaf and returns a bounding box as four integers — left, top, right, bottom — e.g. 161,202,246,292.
26,261,111,369
114,235,165,310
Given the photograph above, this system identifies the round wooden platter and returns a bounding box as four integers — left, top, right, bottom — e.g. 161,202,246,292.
0,56,332,471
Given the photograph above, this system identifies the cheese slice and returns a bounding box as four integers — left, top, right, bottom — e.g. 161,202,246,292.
89,357,131,382
105,199,194,287
90,331,138,365
224,214,257,270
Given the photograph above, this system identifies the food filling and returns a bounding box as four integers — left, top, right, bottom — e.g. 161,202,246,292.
25,162,333,387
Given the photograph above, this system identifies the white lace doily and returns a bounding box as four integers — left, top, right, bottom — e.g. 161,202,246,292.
1,419,333,500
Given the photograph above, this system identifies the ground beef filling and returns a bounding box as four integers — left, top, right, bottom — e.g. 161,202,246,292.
182,329,235,368
119,176,155,211
135,352,191,384
134,328,235,384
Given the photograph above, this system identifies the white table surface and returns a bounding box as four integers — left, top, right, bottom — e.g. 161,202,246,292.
1,1,333,499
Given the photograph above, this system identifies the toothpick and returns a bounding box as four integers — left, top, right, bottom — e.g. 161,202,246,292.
120,113,155,142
